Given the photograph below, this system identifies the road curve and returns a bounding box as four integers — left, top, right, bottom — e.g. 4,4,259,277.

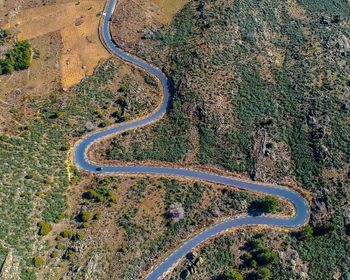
73,0,310,279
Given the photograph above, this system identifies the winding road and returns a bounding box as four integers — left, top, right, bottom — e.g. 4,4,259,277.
73,0,310,279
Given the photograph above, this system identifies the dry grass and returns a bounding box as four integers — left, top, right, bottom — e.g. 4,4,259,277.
5,0,110,89
133,0,189,24
0,31,62,132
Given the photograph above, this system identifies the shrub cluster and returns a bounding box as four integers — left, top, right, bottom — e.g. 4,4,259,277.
248,196,280,214
241,236,278,279
84,186,117,205
0,40,31,74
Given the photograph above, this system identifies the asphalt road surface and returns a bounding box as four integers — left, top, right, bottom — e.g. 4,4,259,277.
73,0,310,279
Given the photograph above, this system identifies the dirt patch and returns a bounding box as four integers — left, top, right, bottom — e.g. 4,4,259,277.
5,0,110,89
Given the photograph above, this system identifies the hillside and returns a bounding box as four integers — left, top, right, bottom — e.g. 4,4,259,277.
96,0,350,278
0,0,349,279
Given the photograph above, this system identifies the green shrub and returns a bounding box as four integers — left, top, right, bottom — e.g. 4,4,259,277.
224,268,244,280
75,231,85,240
33,256,44,268
0,29,10,44
81,211,91,222
93,212,101,220
35,191,45,197
50,252,59,258
63,249,75,261
37,220,52,236
120,244,128,254
60,143,70,151
55,235,63,242
143,74,157,87
60,229,74,239
258,267,272,280
0,58,14,74
54,213,65,223
55,243,65,250
302,224,314,240
82,222,89,228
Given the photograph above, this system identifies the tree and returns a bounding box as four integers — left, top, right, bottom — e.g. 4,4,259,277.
256,250,279,266
119,81,129,92
85,189,99,200
224,268,244,280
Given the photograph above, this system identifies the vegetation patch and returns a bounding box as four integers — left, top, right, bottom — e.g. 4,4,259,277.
0,58,157,277
0,40,31,74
